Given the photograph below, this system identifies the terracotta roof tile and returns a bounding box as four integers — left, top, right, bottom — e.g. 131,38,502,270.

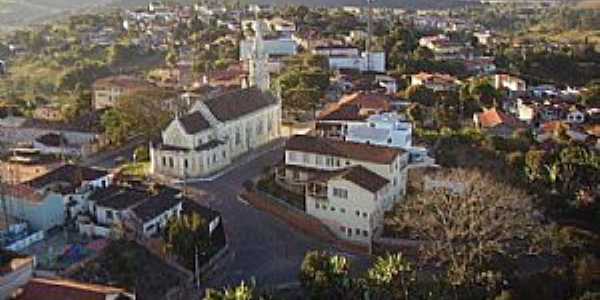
340,165,389,193
203,88,278,122
478,109,520,128
286,135,402,164
15,278,131,300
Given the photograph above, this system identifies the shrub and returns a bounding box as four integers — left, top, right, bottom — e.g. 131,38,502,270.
133,145,149,162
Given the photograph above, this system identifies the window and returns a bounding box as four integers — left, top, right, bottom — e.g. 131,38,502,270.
336,159,341,167
326,157,334,167
198,138,203,145
315,155,323,166
292,170,300,180
162,157,166,166
355,210,360,216
303,153,310,164
330,206,335,212
169,157,174,168
340,208,346,213
213,153,217,163
184,159,189,169
106,210,114,220
347,228,352,236
322,205,328,210
340,226,346,232
256,121,263,135
355,228,361,235
222,150,227,159
363,212,368,218
235,129,241,145
363,230,369,237
289,152,298,162
333,188,348,199
387,137,392,144
267,117,273,132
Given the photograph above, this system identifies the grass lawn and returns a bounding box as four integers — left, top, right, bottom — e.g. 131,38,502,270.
120,162,150,178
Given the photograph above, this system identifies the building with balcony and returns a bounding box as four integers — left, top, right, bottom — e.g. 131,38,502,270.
276,135,409,246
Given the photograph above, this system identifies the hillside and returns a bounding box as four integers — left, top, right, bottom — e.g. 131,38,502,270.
575,0,600,10
0,0,476,33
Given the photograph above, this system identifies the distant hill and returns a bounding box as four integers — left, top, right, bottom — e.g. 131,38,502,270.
0,0,477,33
574,0,600,10
249,0,477,9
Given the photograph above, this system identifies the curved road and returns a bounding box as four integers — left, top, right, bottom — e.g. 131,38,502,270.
188,146,366,289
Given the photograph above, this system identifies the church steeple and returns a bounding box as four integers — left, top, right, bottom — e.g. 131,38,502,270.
249,20,270,92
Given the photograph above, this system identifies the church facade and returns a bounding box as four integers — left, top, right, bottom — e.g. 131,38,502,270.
150,88,281,178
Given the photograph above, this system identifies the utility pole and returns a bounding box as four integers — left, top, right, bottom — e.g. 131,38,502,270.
194,245,200,290
365,0,375,72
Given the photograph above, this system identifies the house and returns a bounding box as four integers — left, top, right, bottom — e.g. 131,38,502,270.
410,73,460,92
326,51,386,73
150,88,281,179
418,34,469,61
1,184,67,232
0,251,34,300
12,277,134,300
278,135,409,211
494,74,526,95
277,135,409,245
473,31,496,46
0,148,63,183
345,112,413,151
464,57,496,75
316,91,394,138
32,104,62,121
473,108,523,138
82,182,183,238
92,76,155,110
2,164,112,231
305,165,390,245
0,110,108,158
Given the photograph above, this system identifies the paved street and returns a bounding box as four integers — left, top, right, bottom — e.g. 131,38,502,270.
88,140,369,291
186,145,368,289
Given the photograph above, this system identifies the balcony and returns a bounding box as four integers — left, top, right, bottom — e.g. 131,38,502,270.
306,182,328,200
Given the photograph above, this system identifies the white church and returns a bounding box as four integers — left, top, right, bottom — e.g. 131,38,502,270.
150,20,281,179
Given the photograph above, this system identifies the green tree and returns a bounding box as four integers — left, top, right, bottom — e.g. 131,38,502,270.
405,85,435,107
101,109,130,145
164,213,209,269
364,253,415,300
299,251,357,299
116,88,175,138
204,281,258,300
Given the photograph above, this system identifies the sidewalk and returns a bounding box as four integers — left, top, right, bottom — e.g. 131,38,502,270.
174,138,286,184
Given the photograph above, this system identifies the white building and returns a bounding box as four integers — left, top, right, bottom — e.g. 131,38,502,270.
327,51,386,73
346,113,412,150
277,135,409,245
150,88,281,178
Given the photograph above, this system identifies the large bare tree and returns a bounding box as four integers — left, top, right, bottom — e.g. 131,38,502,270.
388,169,550,287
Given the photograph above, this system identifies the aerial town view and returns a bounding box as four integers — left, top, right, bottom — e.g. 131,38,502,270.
0,0,598,299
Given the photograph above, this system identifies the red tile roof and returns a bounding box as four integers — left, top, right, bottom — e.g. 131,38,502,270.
340,165,389,193
318,92,392,121
15,278,131,300
286,135,402,164
477,108,520,128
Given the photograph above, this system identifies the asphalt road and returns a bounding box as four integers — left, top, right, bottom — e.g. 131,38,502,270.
188,146,367,289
